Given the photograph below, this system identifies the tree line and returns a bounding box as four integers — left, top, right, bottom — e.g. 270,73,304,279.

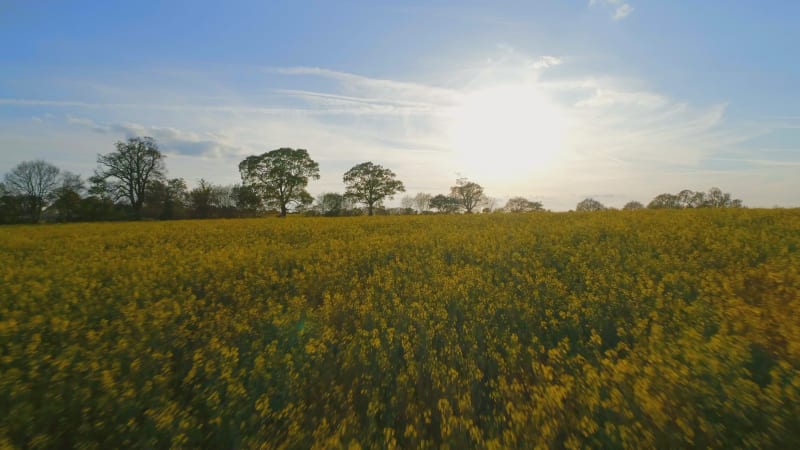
575,187,743,212
0,136,743,224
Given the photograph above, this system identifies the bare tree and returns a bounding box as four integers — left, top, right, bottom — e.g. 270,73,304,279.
316,192,346,216
413,192,432,213
483,196,500,213
3,159,61,223
401,195,415,211
95,136,166,215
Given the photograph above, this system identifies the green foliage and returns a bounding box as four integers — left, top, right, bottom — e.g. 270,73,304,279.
145,178,188,220
238,148,320,217
429,194,460,213
343,161,405,216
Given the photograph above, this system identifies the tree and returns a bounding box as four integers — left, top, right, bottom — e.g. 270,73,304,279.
0,181,24,224
316,192,345,216
232,184,262,217
576,198,606,212
429,194,460,213
343,161,405,216
504,196,544,213
51,172,85,222
3,159,61,223
622,201,644,211
189,179,215,218
648,188,742,209
239,148,320,217
647,193,680,209
704,187,742,208
677,189,705,208
413,192,432,213
401,195,415,212
95,137,166,215
450,178,485,213
484,196,500,213
145,178,188,219
189,179,238,219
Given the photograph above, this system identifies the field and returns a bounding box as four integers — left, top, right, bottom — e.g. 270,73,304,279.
1,209,799,448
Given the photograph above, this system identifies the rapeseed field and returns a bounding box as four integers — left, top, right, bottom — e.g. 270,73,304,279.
1,209,799,448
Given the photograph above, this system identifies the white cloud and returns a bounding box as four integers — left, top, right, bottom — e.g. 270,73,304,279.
612,4,633,20
590,0,634,21
531,56,562,70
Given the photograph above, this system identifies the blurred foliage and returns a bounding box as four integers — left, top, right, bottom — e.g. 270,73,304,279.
1,209,799,448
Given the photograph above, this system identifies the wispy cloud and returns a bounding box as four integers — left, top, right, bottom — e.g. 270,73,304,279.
273,89,442,116
269,66,459,106
3,48,793,208
65,116,242,158
590,0,634,21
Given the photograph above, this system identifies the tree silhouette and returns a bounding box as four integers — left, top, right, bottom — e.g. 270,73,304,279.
504,197,544,213
576,198,606,212
3,159,61,223
450,177,485,213
622,201,644,210
95,137,166,216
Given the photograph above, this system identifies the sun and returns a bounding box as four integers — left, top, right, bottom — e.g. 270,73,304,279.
446,84,569,180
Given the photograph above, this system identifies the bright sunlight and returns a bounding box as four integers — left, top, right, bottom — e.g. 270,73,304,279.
446,84,569,179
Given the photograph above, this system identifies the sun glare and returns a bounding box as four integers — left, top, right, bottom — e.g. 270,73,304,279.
446,84,569,180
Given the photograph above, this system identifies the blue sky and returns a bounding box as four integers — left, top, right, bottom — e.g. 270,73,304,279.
1,0,798,209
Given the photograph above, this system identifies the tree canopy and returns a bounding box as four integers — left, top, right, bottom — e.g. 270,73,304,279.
429,194,460,213
648,188,742,209
343,162,405,216
504,197,544,213
576,198,606,212
622,201,644,211
238,148,320,217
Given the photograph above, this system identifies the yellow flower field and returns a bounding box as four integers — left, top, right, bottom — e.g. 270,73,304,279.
1,209,799,448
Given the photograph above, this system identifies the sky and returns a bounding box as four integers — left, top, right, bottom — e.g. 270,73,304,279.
1,0,798,210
